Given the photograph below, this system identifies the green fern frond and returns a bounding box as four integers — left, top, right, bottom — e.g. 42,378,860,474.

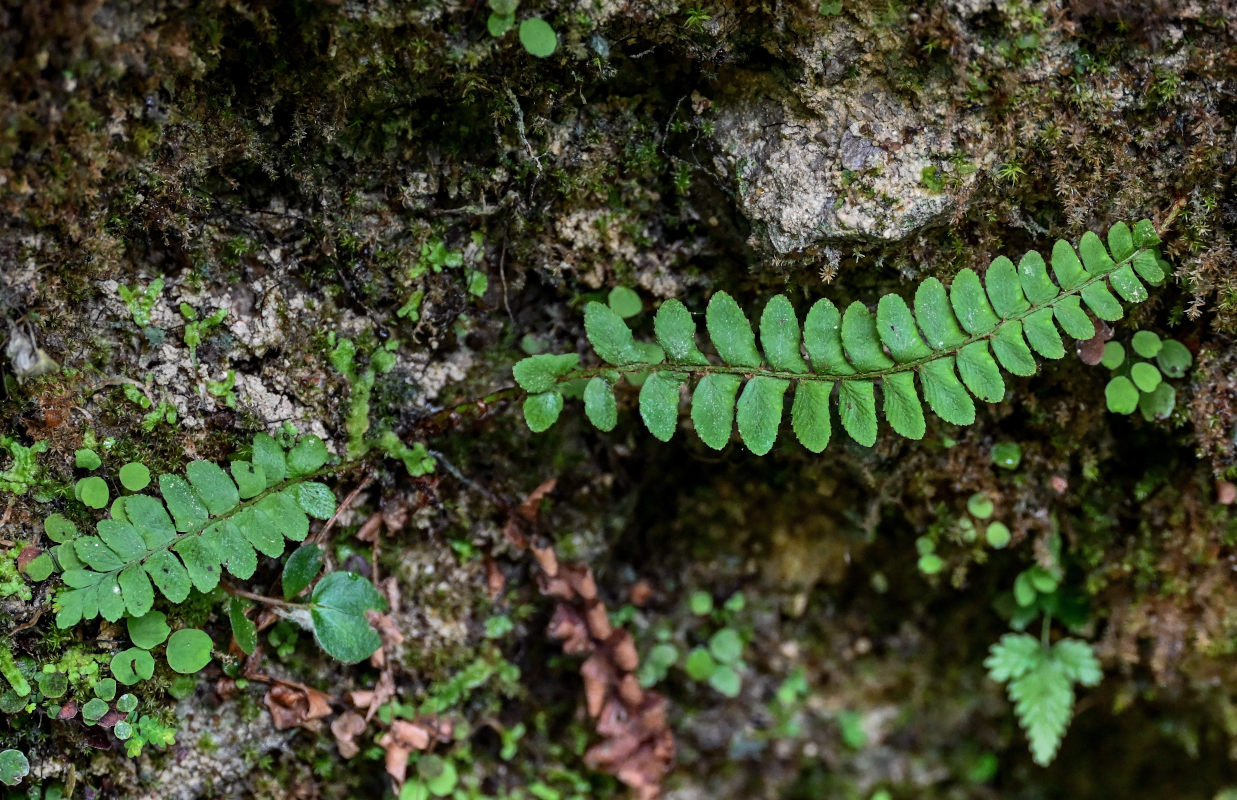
985,633,1102,766
52,433,337,628
514,220,1170,452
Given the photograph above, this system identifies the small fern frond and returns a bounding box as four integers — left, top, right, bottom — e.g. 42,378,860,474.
514,220,1169,453
985,633,1102,766
52,433,337,627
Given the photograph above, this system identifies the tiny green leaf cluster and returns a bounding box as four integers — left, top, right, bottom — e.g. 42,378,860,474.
1100,330,1192,419
52,433,337,627
985,634,1101,766
514,221,1169,453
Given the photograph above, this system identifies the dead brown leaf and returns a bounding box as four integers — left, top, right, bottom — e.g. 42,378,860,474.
330,711,367,758
264,683,334,730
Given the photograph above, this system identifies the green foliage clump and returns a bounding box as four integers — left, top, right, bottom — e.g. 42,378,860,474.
515,221,1169,453
0,436,48,495
985,634,1101,765
1100,330,1192,419
52,432,338,628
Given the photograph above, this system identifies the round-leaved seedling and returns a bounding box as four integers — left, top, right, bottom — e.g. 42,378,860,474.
118,462,151,492
518,17,557,57
1105,376,1139,414
967,492,995,519
1131,330,1162,358
76,476,109,509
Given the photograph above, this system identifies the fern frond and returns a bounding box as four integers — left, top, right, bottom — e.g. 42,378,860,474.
514,220,1168,453
985,633,1103,766
52,433,337,627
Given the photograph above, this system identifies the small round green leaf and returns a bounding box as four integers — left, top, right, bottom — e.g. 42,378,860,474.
1130,330,1161,358
94,678,117,701
523,392,564,433
165,628,214,674
487,11,515,36
708,629,744,665
1130,361,1161,393
918,553,944,574
77,476,109,509
116,693,138,713
689,591,713,616
1105,376,1139,414
986,522,1011,548
425,758,458,797
37,672,67,698
1156,339,1192,378
991,441,1022,470
967,492,994,520
1138,382,1176,421
0,750,29,786
113,720,133,740
518,18,558,57
684,647,716,681
22,552,54,582
82,697,109,722
118,462,151,492
708,665,742,698
75,449,101,470
127,610,171,649
607,286,643,318
1099,341,1125,370
110,648,155,685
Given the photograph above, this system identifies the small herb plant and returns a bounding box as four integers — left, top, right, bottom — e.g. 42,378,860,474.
1100,330,1193,419
513,220,1170,454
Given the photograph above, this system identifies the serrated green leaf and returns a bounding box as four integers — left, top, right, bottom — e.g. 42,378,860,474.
1010,658,1074,766
876,294,932,362
97,573,126,622
143,551,190,603
759,295,808,373
124,494,178,550
583,377,618,431
1078,231,1116,274
706,292,762,368
653,299,708,365
1052,295,1094,340
838,380,877,447
950,269,1000,335
632,341,665,365
310,572,387,664
512,353,580,393
283,543,324,599
202,520,256,580
260,492,311,544
584,301,639,364
172,535,223,593
919,358,975,426
252,433,287,487
841,302,895,371
287,436,329,477
292,482,336,520
736,377,789,455
234,507,284,558
1131,218,1160,247
1021,309,1064,359
1080,282,1123,321
1131,250,1165,284
1017,250,1059,306
74,537,124,572
158,475,208,533
691,374,741,450
956,341,1005,403
523,392,564,433
914,278,968,351
97,519,146,562
1052,639,1102,686
985,633,1041,682
985,256,1030,318
992,322,1037,376
1107,265,1147,303
230,461,266,500
117,564,154,617
1107,221,1134,260
882,372,925,440
1050,240,1090,290
790,380,832,453
803,299,855,374
639,371,684,442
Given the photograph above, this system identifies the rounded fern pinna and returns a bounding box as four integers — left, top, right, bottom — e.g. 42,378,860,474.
513,220,1170,452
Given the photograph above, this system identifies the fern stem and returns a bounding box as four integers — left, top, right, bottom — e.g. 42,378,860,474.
1041,612,1052,649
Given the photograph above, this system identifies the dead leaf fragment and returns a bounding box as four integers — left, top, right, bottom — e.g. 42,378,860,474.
264,684,334,730
330,711,367,758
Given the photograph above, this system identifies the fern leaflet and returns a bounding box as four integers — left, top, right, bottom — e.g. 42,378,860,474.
514,220,1170,453
52,433,337,627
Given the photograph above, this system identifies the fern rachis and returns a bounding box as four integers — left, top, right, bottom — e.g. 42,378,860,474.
514,219,1171,453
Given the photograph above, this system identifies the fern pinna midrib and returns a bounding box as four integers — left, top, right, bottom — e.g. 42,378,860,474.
53,433,337,628
514,219,1170,453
